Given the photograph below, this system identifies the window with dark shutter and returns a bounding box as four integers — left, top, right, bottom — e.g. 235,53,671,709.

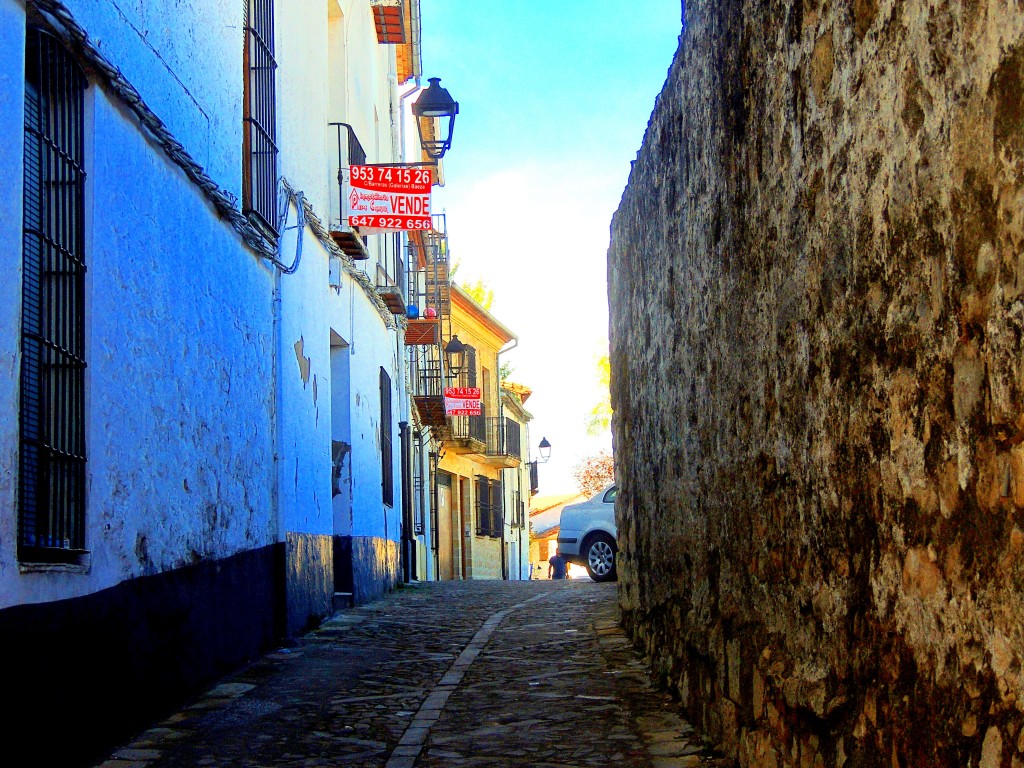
475,475,490,536
463,346,477,389
19,28,88,562
489,479,503,538
243,0,278,236
380,368,393,507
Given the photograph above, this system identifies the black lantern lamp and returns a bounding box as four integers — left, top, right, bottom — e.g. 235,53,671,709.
445,334,466,378
538,437,552,463
412,78,459,160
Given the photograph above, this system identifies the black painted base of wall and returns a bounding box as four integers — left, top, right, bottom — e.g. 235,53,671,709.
1,544,286,767
334,535,399,605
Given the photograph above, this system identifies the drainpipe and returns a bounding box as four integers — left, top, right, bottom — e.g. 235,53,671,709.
400,421,414,582
399,83,421,162
272,266,284,542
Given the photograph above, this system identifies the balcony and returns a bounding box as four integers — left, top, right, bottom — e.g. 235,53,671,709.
376,247,406,315
411,345,448,435
483,417,521,468
370,0,406,44
405,217,450,347
406,215,455,435
328,122,370,260
445,414,520,467
448,413,487,456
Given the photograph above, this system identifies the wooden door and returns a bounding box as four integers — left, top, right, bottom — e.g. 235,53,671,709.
437,473,454,580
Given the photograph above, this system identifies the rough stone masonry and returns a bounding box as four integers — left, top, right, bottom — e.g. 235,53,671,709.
609,1,1024,766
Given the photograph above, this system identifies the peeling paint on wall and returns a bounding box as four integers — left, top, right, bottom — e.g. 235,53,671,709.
294,336,310,386
332,440,350,497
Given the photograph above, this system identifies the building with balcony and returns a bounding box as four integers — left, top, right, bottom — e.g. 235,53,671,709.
0,0,431,762
429,284,529,580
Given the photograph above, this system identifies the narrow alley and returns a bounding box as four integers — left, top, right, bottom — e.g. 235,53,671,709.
96,582,724,768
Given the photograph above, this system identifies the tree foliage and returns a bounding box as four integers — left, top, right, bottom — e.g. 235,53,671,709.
585,354,612,436
461,279,494,311
572,451,615,497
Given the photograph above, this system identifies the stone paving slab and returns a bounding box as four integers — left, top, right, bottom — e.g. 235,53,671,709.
94,581,727,768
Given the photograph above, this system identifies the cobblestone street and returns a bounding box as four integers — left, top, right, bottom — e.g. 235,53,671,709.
97,581,724,768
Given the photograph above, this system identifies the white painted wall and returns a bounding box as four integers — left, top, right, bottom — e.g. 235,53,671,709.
63,0,243,196
272,0,406,547
0,0,27,592
0,0,412,608
0,6,276,607
272,218,403,546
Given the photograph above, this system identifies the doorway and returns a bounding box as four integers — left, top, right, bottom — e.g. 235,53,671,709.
436,471,454,580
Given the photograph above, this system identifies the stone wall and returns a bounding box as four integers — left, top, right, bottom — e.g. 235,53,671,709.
608,2,1024,766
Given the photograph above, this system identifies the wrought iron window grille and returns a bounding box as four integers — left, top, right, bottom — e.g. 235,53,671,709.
19,27,88,562
243,0,279,238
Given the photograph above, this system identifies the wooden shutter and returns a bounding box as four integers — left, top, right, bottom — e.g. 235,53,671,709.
490,479,503,539
475,475,489,535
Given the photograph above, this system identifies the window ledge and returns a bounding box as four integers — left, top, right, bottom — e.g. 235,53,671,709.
19,554,91,575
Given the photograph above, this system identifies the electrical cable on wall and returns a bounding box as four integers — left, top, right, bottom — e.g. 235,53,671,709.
268,184,305,275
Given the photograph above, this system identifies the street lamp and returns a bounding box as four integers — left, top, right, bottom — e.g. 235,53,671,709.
538,437,552,463
445,334,466,378
412,78,459,160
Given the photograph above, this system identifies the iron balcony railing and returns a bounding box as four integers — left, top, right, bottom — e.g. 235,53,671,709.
448,414,522,461
328,122,367,235
406,213,450,323
376,233,406,304
504,418,522,460
484,417,522,460
450,413,486,444
412,345,445,399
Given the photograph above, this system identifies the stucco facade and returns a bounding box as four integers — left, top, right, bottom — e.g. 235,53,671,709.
1,0,421,763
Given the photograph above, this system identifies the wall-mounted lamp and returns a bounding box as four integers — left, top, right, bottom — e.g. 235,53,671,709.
412,78,459,160
538,437,552,463
445,334,466,378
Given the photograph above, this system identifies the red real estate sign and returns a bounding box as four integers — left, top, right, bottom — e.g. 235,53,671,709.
348,165,432,231
444,386,481,416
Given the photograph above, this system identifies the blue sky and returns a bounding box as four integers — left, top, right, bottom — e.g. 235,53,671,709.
419,1,683,493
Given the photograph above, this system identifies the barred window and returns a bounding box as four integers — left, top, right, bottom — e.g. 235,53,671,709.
243,0,278,235
380,368,394,507
474,476,502,538
19,28,88,562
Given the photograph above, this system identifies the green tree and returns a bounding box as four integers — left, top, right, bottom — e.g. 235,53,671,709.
585,354,612,436
461,279,494,311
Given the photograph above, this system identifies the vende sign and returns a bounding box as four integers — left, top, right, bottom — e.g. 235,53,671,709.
348,165,432,231
444,386,481,416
